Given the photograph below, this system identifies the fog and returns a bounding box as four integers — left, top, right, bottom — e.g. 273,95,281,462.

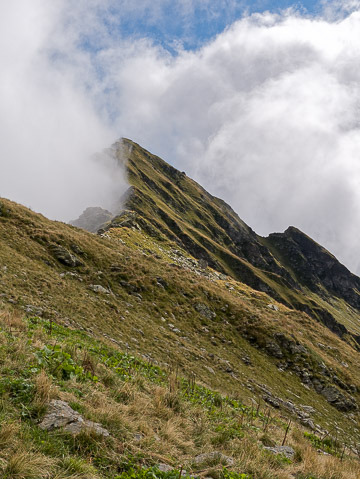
0,1,126,220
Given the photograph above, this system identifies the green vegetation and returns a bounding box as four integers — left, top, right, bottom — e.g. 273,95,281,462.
303,432,338,456
0,311,359,478
35,344,99,382
114,466,251,478
115,467,192,478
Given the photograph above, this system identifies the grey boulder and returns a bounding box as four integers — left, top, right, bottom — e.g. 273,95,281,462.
39,400,109,437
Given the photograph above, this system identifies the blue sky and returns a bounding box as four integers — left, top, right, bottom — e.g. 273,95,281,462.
102,0,324,52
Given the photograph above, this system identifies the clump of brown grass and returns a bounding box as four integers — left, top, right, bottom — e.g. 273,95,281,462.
33,370,57,406
29,370,58,419
157,417,192,453
0,422,20,451
227,437,291,479
0,310,26,333
152,386,175,420
89,400,130,439
296,444,360,479
0,450,55,479
112,381,138,404
2,336,30,371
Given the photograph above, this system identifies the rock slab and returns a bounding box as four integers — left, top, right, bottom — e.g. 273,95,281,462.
39,400,109,437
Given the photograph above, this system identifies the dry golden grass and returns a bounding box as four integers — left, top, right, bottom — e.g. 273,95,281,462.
32,370,57,407
286,443,360,479
0,422,20,451
0,310,26,332
2,337,30,372
0,450,55,479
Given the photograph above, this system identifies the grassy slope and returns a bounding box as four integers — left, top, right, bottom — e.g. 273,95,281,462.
2,310,360,479
0,197,360,478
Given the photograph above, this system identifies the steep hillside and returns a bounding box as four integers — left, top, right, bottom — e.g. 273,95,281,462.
97,139,360,345
1,196,360,478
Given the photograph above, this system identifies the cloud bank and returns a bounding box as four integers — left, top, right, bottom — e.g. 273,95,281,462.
1,1,360,273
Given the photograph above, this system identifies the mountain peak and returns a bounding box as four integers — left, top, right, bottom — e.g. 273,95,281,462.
70,206,113,233
68,140,360,346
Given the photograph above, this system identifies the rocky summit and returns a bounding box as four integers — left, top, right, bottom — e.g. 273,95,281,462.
70,206,114,233
1,139,360,478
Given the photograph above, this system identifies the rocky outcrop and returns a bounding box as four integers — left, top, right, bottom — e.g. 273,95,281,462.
320,386,357,412
194,303,216,320
264,446,295,460
39,400,109,436
89,284,110,294
267,227,360,309
49,245,83,267
70,207,113,233
258,333,358,412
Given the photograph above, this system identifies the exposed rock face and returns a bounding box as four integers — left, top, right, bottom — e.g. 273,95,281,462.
158,464,173,472
320,386,357,412
89,284,110,294
70,207,113,233
49,245,83,267
194,302,216,320
39,400,109,436
265,341,284,359
267,227,360,309
257,335,358,412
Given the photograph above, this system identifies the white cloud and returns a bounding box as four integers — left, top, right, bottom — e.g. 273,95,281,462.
0,1,125,221
93,8,360,272
2,1,360,274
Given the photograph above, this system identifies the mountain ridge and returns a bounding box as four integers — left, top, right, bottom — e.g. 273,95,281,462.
85,139,360,346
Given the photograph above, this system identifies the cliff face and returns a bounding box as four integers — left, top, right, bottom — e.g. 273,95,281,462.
267,227,360,308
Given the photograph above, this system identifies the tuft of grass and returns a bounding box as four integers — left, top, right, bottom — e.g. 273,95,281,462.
0,450,55,479
57,456,100,479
